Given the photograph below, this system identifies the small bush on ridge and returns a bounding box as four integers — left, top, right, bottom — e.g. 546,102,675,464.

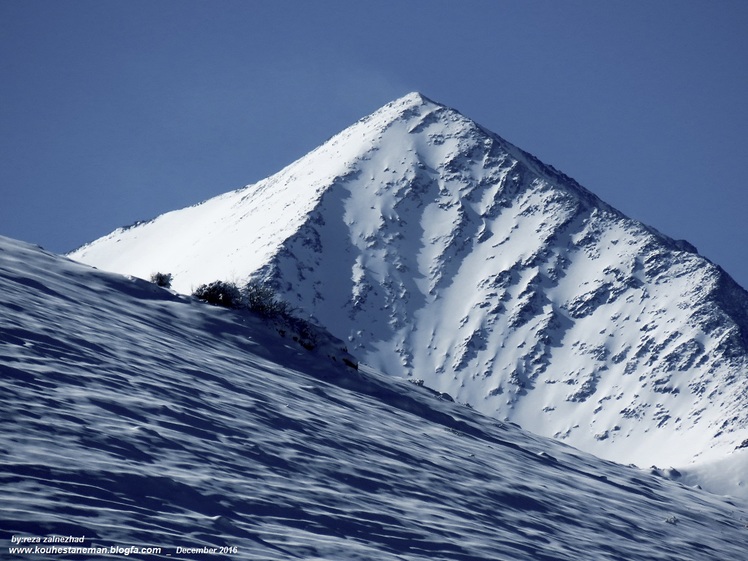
192,280,242,308
192,278,320,350
242,280,291,317
150,272,173,288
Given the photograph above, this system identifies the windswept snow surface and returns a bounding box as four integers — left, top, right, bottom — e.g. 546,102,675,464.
69,93,748,476
3,235,748,559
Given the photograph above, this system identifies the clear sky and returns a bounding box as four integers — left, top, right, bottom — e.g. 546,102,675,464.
2,1,747,288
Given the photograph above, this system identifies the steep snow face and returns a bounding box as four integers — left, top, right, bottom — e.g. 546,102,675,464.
69,93,748,469
3,235,748,559
69,94,429,292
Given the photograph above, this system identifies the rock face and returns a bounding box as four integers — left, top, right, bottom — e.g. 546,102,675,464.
70,93,748,467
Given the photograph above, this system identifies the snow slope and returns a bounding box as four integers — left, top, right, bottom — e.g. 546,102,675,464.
69,93,748,472
3,234,748,559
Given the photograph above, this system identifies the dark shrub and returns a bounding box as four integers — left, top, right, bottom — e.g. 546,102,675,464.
242,280,291,317
193,281,242,308
150,272,173,288
192,278,321,351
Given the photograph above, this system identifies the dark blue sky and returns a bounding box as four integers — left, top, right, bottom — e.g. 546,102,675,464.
2,1,747,288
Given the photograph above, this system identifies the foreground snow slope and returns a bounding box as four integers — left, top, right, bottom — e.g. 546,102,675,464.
70,93,748,471
2,235,747,559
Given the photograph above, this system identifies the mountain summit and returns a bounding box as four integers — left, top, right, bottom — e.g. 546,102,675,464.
70,93,748,470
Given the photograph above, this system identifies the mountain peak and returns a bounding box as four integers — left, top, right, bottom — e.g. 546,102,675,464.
385,91,437,109
394,90,430,104
69,95,748,473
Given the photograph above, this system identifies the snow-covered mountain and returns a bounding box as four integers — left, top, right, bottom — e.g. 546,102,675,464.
3,235,748,559
69,93,748,472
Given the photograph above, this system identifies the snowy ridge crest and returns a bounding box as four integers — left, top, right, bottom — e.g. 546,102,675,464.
69,93,748,471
